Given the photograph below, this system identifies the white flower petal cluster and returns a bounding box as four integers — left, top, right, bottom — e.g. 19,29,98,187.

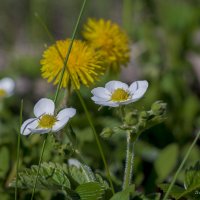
21,98,76,135
0,77,15,98
91,80,148,107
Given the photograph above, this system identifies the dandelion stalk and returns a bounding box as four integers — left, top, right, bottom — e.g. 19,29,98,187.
123,131,135,191
163,130,200,200
35,1,115,195
30,1,89,199
15,99,23,200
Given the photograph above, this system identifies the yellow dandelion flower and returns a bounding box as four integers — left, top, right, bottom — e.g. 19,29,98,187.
83,18,130,71
40,39,105,89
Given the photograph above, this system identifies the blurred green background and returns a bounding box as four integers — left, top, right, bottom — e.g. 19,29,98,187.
0,0,200,199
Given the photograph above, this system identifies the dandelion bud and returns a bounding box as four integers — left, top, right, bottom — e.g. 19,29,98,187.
100,128,114,139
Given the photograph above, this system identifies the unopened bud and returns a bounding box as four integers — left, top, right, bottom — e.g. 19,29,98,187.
100,128,114,139
124,112,138,126
151,101,166,115
139,111,149,120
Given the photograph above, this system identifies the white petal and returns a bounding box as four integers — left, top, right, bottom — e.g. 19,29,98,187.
52,117,70,132
105,80,128,92
0,78,15,95
129,80,148,94
91,96,109,102
94,101,119,107
34,98,55,117
91,87,111,99
29,128,51,134
57,108,76,120
20,118,38,135
129,81,148,101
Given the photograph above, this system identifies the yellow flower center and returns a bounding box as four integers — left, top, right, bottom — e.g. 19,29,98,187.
38,114,57,129
0,89,7,98
111,88,130,102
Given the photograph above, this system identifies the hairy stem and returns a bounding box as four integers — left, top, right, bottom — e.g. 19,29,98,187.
163,130,200,200
123,131,135,191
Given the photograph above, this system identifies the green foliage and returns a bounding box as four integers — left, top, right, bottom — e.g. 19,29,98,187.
185,161,200,189
10,161,110,199
101,101,167,141
159,161,200,199
154,144,179,182
1,0,200,199
110,185,134,200
133,193,161,200
76,182,106,200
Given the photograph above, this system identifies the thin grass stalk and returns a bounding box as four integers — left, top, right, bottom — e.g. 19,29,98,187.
30,1,88,199
15,100,23,200
163,130,200,200
35,2,115,194
122,0,133,35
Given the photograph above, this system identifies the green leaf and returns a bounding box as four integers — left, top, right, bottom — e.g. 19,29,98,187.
159,161,200,200
109,185,134,200
145,193,161,200
159,184,185,199
10,161,109,199
67,159,96,185
10,162,71,191
135,193,161,200
76,182,105,200
185,161,200,189
154,144,179,182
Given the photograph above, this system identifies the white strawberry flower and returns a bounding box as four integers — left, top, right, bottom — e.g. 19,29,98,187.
21,98,76,135
0,77,15,98
91,80,148,107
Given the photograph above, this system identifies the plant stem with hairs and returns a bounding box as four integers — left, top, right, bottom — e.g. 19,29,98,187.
123,131,135,190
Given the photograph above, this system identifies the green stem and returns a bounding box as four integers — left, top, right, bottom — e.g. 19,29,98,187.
30,136,47,200
76,90,115,194
123,132,135,191
30,2,87,199
122,0,133,35
163,130,200,200
53,0,87,104
35,0,115,194
15,100,23,200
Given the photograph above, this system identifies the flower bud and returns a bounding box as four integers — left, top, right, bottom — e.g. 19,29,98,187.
124,112,138,126
151,101,166,115
100,128,114,139
139,111,149,120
